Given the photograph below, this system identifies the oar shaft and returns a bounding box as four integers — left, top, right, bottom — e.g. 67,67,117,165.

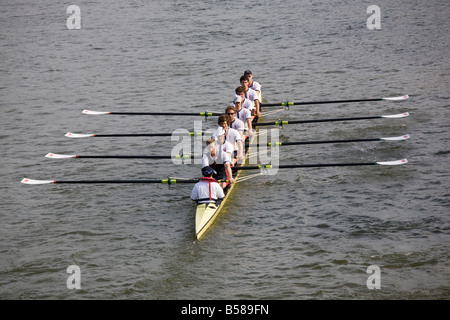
76,155,173,159
254,116,381,126
235,162,378,170
271,138,380,146
262,98,382,107
51,179,199,184
261,95,408,108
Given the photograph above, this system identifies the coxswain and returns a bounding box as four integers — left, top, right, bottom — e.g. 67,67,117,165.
240,74,261,118
190,166,225,205
202,137,235,189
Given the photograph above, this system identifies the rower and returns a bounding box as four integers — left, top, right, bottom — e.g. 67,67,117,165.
243,70,262,101
191,166,225,205
240,74,261,118
202,137,235,189
215,114,244,165
226,105,245,141
235,86,256,120
233,95,253,136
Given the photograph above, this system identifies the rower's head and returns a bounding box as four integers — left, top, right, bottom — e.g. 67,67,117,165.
218,114,231,130
225,106,237,121
206,137,217,156
235,86,246,100
201,166,217,177
243,70,253,83
233,95,242,109
240,75,250,90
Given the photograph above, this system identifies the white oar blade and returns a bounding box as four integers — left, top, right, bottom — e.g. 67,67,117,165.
45,153,77,159
381,112,409,118
82,109,110,115
65,132,95,138
21,178,55,185
376,159,408,166
382,95,409,101
380,134,410,141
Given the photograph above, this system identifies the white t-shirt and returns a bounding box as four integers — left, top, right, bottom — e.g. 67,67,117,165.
241,98,255,112
191,179,225,203
245,87,260,103
230,118,245,133
250,81,261,93
235,107,252,130
202,141,233,167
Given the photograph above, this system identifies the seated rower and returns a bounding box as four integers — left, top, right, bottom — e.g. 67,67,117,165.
235,86,256,121
191,166,225,205
226,105,245,141
202,137,235,189
243,70,262,102
233,96,253,136
240,74,261,118
215,114,244,165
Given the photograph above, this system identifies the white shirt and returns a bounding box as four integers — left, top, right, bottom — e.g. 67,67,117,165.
250,81,261,93
245,87,260,103
241,97,255,112
202,141,233,167
191,179,225,203
230,118,245,133
235,107,252,130
212,127,242,152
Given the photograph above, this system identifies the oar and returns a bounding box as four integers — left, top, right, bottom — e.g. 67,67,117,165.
259,134,410,147
261,95,409,107
234,159,408,171
254,112,409,127
21,159,408,185
82,110,222,118
65,131,205,138
45,153,193,160
21,178,199,185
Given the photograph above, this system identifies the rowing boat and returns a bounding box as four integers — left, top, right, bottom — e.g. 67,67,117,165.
20,93,410,240
195,119,259,240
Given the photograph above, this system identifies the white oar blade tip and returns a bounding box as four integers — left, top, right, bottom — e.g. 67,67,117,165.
376,159,408,166
381,112,409,118
82,109,110,115
21,178,55,185
65,132,94,138
381,134,411,141
45,153,76,159
383,95,409,101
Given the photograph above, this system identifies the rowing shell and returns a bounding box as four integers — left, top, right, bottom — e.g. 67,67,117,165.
195,117,260,240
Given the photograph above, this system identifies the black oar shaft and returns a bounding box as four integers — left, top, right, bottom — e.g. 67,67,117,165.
261,98,382,107
109,112,221,116
76,155,174,159
234,162,377,171
53,179,199,184
93,132,204,137
254,116,381,126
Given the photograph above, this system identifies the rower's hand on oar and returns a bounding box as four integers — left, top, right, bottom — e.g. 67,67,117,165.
229,177,235,184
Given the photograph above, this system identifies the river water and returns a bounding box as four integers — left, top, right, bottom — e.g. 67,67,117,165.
1,0,449,300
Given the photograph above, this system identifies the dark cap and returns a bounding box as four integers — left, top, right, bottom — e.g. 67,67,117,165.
244,70,252,75
202,166,217,176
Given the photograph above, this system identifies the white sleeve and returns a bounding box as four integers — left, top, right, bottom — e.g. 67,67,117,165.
201,154,209,167
214,183,225,199
191,184,199,200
